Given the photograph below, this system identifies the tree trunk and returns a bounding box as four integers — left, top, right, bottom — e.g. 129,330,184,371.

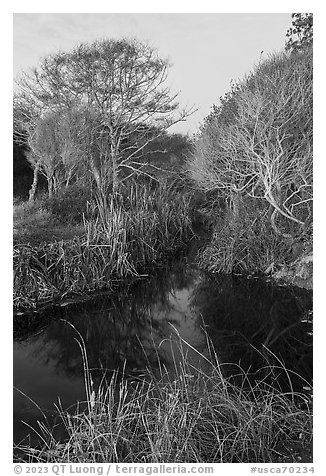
270,209,293,239
48,177,54,198
53,175,59,194
29,163,39,201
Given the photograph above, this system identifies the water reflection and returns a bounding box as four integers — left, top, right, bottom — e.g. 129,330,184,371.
190,274,312,389
14,261,312,445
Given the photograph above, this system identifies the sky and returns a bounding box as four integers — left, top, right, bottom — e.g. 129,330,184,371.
13,13,292,135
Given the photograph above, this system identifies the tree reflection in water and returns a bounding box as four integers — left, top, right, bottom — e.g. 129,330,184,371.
14,259,312,446
189,273,312,392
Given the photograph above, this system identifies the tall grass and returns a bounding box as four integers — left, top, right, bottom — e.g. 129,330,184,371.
14,182,194,310
197,205,294,275
14,327,312,463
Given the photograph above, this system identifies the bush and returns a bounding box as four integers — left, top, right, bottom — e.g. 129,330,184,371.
188,47,313,273
188,47,312,239
14,197,56,231
43,184,92,223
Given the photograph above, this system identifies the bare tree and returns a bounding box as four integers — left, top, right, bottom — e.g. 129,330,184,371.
14,38,194,198
15,105,89,199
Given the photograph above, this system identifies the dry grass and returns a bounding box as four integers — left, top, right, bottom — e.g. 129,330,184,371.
13,182,194,310
197,205,293,274
14,327,312,463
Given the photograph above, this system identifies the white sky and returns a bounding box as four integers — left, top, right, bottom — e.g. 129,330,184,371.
13,13,292,134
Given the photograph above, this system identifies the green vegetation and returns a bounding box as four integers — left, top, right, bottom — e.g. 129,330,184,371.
14,332,312,463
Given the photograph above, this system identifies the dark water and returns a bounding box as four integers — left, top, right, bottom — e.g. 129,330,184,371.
13,260,312,447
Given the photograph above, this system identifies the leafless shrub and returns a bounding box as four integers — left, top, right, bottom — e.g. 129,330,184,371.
188,48,312,238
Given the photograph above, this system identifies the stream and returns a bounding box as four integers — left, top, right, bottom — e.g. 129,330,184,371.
14,259,313,447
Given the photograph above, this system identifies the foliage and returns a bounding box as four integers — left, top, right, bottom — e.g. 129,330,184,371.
44,184,93,223
129,131,195,181
285,14,313,52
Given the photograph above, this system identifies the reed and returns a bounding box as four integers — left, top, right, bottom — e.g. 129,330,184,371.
197,206,293,275
14,328,312,463
14,182,193,310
